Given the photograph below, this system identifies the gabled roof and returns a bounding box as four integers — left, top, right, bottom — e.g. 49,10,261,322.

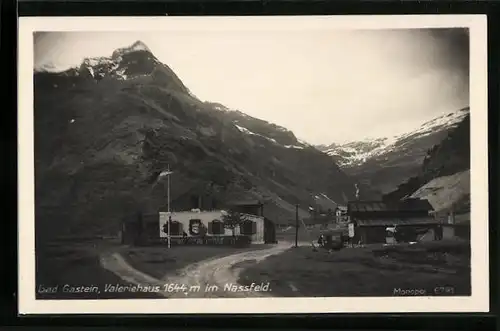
399,198,434,211
226,200,263,207
348,201,388,212
348,198,434,213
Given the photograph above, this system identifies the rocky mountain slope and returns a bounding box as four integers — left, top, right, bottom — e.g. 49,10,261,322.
34,41,376,241
409,170,470,214
383,113,470,213
316,107,469,194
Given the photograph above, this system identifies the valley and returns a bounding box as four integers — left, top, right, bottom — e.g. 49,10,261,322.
35,40,472,241
35,41,379,244
32,35,474,303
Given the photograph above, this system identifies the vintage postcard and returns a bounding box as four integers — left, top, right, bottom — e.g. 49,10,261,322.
18,15,489,314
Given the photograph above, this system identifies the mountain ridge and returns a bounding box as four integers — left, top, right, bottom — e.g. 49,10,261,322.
383,113,470,214
317,107,469,167
316,107,470,194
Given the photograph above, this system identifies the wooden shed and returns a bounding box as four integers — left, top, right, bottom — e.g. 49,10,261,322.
347,198,439,244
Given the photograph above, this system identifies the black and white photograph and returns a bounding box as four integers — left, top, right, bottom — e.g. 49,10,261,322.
18,15,489,314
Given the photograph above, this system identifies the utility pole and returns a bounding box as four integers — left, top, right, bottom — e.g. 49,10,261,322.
295,203,299,248
158,166,174,248
167,164,171,249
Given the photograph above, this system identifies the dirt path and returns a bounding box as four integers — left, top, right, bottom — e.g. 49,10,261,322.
100,242,292,298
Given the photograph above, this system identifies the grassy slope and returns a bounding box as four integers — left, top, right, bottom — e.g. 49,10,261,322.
410,170,470,213
239,240,471,297
35,239,161,299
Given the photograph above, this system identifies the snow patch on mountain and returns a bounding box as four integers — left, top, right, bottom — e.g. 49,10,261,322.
58,40,157,82
284,144,304,149
308,192,340,212
297,138,311,147
320,193,337,205
234,123,306,150
234,124,278,144
83,57,113,68
115,68,128,80
81,55,128,80
320,107,469,168
398,107,469,141
323,137,392,167
87,66,95,78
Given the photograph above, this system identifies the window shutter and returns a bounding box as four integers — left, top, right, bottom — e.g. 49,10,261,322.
169,221,182,235
208,221,213,234
211,220,222,235
241,220,252,235
178,222,183,235
251,221,257,234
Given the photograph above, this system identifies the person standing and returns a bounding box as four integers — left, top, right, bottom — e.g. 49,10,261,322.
436,224,443,241
317,234,325,248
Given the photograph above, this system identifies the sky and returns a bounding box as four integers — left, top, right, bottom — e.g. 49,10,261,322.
34,28,469,145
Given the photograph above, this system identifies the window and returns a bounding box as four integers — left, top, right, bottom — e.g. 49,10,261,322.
172,221,183,235
209,219,224,235
163,220,183,236
189,219,207,236
240,220,256,235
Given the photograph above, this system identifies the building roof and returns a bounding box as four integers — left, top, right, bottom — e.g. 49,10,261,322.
348,198,433,213
400,198,434,211
348,201,388,212
356,217,438,227
226,200,263,206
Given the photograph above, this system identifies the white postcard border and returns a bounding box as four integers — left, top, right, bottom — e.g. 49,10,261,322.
18,15,489,314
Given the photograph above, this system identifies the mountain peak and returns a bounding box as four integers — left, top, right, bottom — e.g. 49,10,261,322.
112,40,152,58
317,106,469,170
75,40,160,81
